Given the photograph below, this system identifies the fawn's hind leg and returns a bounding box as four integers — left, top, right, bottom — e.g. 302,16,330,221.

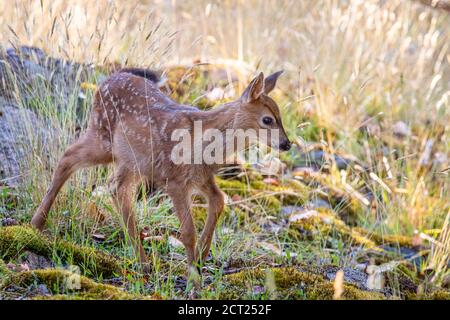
31,133,112,230
111,165,150,272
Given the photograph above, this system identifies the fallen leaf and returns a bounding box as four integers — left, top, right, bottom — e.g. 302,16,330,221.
92,233,106,241
289,210,319,223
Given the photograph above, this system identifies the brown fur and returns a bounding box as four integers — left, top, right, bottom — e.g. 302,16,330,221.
31,69,290,277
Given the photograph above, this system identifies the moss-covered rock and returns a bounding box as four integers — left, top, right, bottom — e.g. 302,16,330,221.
0,259,12,286
0,225,121,277
211,267,385,300
289,208,379,250
406,290,450,300
216,176,312,212
2,268,155,300
353,227,416,248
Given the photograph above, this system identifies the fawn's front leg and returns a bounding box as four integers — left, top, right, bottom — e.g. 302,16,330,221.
198,179,225,262
167,184,200,284
111,166,150,273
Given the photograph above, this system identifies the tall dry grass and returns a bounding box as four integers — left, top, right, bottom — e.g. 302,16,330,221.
1,0,448,135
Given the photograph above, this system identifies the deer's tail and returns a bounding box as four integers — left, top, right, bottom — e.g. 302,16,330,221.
118,67,160,83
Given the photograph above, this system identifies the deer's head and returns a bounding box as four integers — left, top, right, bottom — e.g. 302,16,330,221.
233,71,291,151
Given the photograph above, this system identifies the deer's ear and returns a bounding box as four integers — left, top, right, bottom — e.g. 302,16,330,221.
264,70,283,94
241,72,265,103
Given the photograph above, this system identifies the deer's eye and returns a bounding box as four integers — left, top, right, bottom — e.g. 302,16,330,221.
262,117,274,125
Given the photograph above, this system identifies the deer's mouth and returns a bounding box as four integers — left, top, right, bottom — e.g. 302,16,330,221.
279,140,292,151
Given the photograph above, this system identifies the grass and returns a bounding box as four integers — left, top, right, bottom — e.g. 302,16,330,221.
0,0,449,299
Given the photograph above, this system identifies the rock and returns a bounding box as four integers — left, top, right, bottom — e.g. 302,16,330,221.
0,46,96,110
1,217,18,226
307,198,333,210
280,205,300,216
433,152,447,167
252,285,265,295
168,235,184,248
322,265,372,291
392,121,411,138
293,150,353,171
213,267,386,299
18,251,53,270
0,101,53,185
0,226,122,276
35,284,51,296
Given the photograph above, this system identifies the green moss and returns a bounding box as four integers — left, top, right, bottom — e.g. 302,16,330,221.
406,290,450,300
3,268,154,300
216,178,281,211
0,226,121,277
216,176,311,212
289,208,379,249
0,259,12,286
216,178,252,196
212,267,385,300
353,227,415,248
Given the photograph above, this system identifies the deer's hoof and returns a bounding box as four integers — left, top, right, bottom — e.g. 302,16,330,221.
186,265,202,291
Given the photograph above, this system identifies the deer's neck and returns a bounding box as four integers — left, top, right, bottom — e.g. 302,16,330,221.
189,102,245,164
193,102,238,132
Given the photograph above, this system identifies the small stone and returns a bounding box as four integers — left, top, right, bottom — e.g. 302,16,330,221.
168,236,184,248
1,217,18,226
252,285,265,295
392,121,410,138
280,206,297,216
307,199,332,210
19,251,53,270
36,284,51,296
433,152,447,166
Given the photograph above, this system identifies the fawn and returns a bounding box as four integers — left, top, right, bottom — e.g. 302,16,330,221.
31,68,291,279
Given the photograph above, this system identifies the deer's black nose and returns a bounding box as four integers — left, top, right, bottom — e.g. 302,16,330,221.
280,140,291,151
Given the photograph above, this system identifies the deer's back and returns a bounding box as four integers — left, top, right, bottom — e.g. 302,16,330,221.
87,72,204,184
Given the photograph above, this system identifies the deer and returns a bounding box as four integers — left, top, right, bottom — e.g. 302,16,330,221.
31,67,291,285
